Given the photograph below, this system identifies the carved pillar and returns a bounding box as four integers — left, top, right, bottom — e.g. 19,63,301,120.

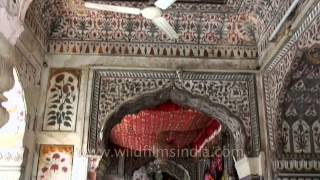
0,149,24,180
0,56,14,127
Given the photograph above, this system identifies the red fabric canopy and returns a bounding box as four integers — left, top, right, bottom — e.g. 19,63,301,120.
110,102,220,152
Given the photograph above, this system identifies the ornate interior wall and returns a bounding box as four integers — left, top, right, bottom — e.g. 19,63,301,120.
262,1,320,179
0,0,319,179
89,70,259,157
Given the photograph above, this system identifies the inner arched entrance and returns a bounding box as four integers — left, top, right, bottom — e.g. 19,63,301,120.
100,88,247,159
96,91,241,180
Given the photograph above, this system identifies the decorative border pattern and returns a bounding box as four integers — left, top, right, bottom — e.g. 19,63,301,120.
47,41,258,59
88,70,260,157
277,174,320,180
275,159,320,172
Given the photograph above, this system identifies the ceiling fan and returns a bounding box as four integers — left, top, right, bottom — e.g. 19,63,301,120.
84,0,179,39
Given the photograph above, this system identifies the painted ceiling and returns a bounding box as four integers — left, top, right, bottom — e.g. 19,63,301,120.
24,0,297,58
110,102,220,152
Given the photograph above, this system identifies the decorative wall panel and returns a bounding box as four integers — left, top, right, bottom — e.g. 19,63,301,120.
89,70,259,157
43,69,81,131
278,46,320,157
36,145,74,180
14,49,41,90
263,1,320,176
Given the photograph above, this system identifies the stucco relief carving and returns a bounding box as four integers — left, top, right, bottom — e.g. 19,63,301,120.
13,50,41,90
0,56,14,127
0,0,33,44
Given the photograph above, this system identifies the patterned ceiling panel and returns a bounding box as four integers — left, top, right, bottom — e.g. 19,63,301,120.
24,0,294,58
83,0,242,12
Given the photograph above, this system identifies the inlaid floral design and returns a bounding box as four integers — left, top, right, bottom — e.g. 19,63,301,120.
37,145,73,180
292,120,311,153
43,69,81,131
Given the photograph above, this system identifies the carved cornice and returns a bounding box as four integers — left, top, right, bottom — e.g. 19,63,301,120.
46,41,258,59
275,159,320,172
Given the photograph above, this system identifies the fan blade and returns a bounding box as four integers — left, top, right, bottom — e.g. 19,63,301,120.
84,2,141,15
154,0,176,10
152,17,178,39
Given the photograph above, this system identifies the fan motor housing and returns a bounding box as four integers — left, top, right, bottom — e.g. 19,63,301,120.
141,7,162,19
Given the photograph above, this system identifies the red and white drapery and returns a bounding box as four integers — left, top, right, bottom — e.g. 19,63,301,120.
110,102,221,154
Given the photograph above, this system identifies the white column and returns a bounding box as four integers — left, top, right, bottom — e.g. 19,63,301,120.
234,152,265,179
0,56,14,127
0,148,24,180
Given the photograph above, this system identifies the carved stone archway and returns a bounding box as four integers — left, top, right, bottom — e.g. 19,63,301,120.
95,87,247,180
89,69,259,179
101,87,246,157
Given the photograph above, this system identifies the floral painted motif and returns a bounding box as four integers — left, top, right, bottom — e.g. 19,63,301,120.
292,120,311,153
43,69,81,131
36,145,73,180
